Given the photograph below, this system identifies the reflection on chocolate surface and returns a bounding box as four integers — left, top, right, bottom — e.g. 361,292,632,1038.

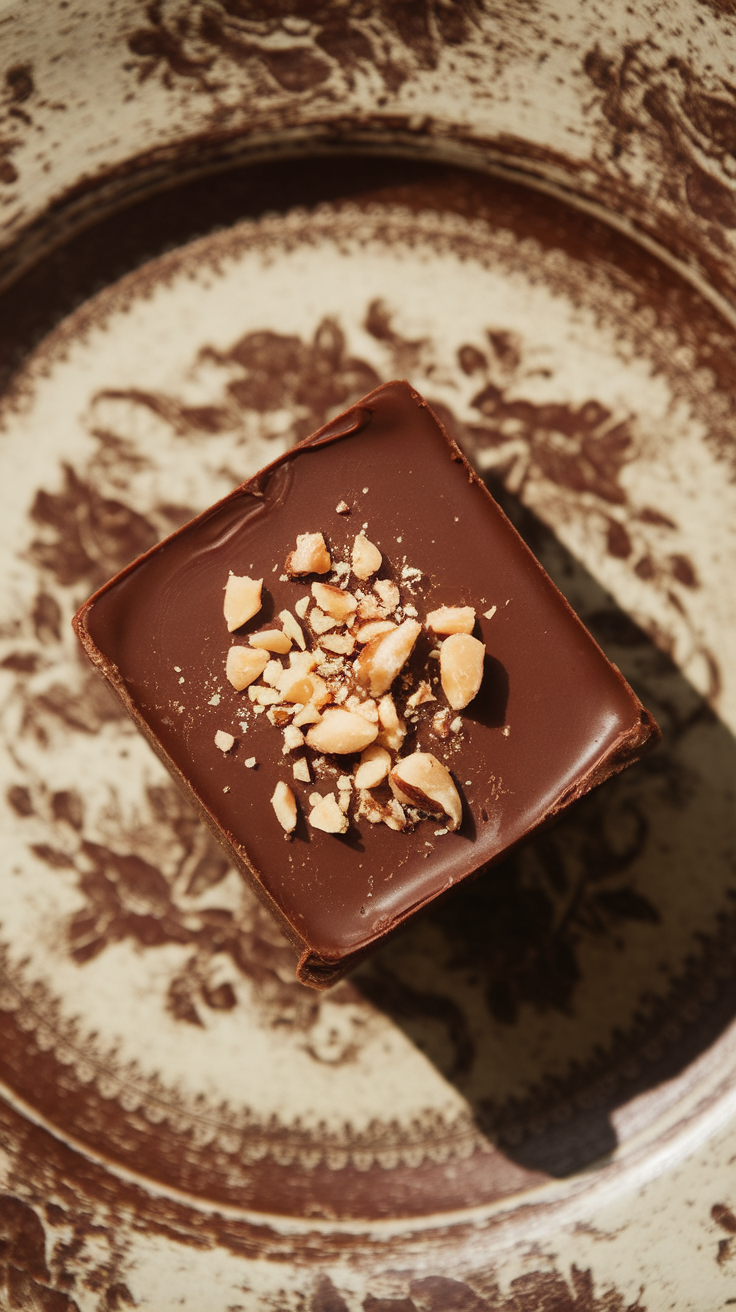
74,381,658,985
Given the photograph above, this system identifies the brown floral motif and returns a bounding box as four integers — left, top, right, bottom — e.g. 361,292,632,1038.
312,1267,645,1311
0,1193,80,1312
125,0,483,96
583,41,736,230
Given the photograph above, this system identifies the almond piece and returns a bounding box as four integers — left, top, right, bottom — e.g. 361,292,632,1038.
319,633,355,656
282,725,305,753
426,605,476,635
226,646,269,691
292,703,322,728
374,578,399,611
289,650,320,673
406,679,436,709
309,608,337,635
262,659,283,687
306,709,379,755
223,575,262,632
376,693,406,752
356,594,386,621
215,730,235,753
354,618,421,697
356,620,397,644
389,753,462,831
279,609,306,650
295,596,310,619
440,632,485,709
286,532,331,576
293,757,311,783
249,629,291,654
272,780,298,833
311,582,358,621
248,686,281,706
354,744,392,790
352,533,382,580
309,793,349,834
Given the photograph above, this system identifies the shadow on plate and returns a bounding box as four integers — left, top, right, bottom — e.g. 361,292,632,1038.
353,475,736,1177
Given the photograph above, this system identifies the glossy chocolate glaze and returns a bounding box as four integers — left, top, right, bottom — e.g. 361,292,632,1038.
74,381,658,985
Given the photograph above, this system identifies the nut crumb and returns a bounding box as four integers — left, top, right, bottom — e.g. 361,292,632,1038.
215,730,235,753
294,596,310,619
352,533,382,580
224,575,263,632
293,758,311,783
483,605,497,620
244,757,257,769
286,532,331,577
336,500,350,514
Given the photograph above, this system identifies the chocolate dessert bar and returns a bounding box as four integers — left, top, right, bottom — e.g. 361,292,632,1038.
73,381,659,987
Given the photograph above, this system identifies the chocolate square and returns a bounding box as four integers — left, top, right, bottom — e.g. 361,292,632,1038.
74,381,658,986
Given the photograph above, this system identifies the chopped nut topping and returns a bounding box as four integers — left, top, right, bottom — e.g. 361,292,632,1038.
295,596,310,619
293,757,311,783
431,709,451,738
286,532,331,576
352,533,382,580
306,708,379,755
226,646,269,691
440,633,485,709
292,703,322,728
223,575,263,632
250,628,291,654
244,756,257,769
215,730,235,753
279,609,306,650
354,744,392,790
335,500,350,515
355,620,397,645
376,693,406,753
354,619,421,697
309,793,348,834
277,668,318,704
406,680,436,709
356,594,386,621
309,608,338,635
262,659,283,687
383,798,407,831
426,605,476,635
271,780,297,833
248,686,281,706
390,753,462,831
374,579,400,611
282,724,305,752
353,697,379,723
319,633,355,656
312,582,358,621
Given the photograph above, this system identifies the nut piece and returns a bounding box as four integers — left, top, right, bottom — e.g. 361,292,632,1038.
374,579,399,611
249,629,292,654
319,633,355,655
352,533,382,580
309,793,349,834
215,730,235,753
226,646,269,691
354,744,392,790
376,693,406,752
406,680,436,709
426,606,476,635
356,620,396,644
354,618,421,697
292,703,322,728
279,609,306,650
286,532,331,576
293,757,311,783
282,725,305,752
271,780,297,833
311,582,358,621
389,753,463,831
309,608,338,635
440,632,486,710
223,575,263,632
306,708,379,755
